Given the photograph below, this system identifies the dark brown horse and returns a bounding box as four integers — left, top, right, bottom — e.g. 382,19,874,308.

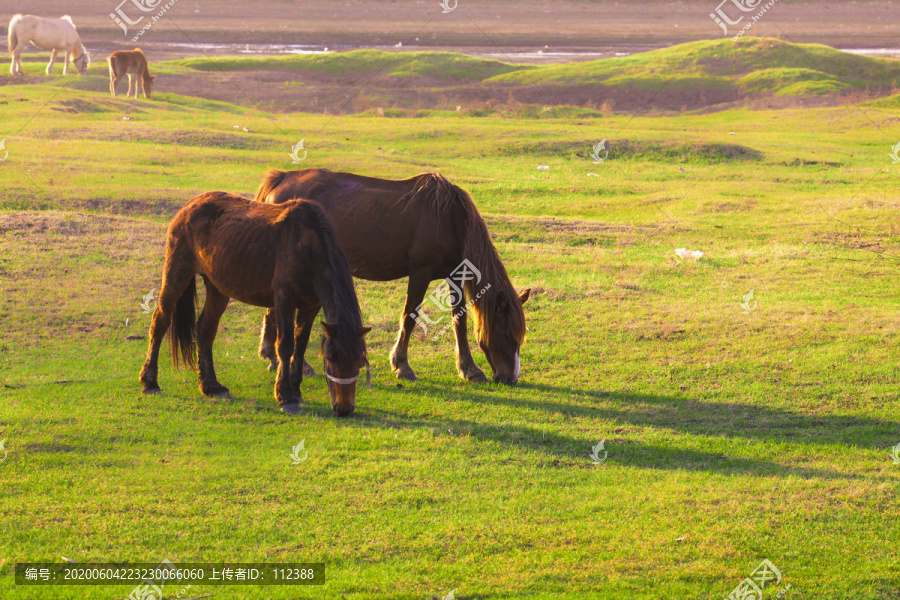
254,169,529,384
139,191,370,416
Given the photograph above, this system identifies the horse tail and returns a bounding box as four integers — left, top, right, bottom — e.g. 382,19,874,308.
254,169,288,203
8,14,22,53
168,275,197,370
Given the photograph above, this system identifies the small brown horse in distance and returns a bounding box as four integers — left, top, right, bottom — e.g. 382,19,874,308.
108,48,155,99
139,191,370,416
255,169,530,384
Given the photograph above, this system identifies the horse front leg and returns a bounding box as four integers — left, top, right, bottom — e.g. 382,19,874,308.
390,271,432,381
62,50,70,75
261,308,316,376
196,277,232,399
273,296,300,413
290,306,320,392
452,302,489,383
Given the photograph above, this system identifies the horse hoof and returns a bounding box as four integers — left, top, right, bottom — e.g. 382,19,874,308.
280,403,302,415
204,387,233,400
142,386,161,395
395,370,418,382
468,372,490,383
459,367,489,383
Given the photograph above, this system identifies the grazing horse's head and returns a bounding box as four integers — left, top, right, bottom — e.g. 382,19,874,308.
143,74,157,98
73,51,89,75
321,323,371,417
477,288,530,385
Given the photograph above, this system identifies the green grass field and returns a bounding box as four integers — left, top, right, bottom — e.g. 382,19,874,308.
1,44,899,600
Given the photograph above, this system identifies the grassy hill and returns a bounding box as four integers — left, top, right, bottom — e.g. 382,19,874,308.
487,38,900,95
5,38,899,114
171,49,528,82
164,38,900,97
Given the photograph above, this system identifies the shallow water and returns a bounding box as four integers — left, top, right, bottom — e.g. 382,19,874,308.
167,42,333,55
843,48,900,59
161,42,900,63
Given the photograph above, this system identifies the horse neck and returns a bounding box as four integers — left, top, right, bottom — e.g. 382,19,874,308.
461,220,524,344
314,266,341,326
310,226,358,330
460,216,507,304
70,39,85,58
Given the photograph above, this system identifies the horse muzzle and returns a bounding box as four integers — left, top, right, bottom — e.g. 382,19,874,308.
332,402,355,417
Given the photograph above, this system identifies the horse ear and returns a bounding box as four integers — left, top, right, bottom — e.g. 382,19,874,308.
358,326,372,338
519,288,531,304
321,322,337,339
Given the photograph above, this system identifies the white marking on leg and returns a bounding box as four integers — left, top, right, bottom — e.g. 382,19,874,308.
514,350,520,381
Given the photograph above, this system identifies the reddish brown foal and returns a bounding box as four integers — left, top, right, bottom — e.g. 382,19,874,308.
108,48,155,99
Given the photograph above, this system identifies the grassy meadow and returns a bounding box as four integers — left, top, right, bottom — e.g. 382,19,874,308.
1,44,899,600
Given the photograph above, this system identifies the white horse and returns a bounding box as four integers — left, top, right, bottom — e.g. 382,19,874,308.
7,14,90,76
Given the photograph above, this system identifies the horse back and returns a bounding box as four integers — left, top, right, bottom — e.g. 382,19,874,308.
11,14,79,49
257,168,424,206
254,169,469,281
170,192,321,307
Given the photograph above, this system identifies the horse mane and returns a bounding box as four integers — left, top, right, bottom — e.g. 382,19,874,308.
58,15,89,65
295,200,366,366
411,174,526,345
254,169,289,203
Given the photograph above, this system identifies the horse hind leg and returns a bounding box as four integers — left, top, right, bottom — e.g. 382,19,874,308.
196,276,232,399
46,49,57,75
11,43,24,76
258,309,279,371
390,271,432,381
139,258,198,395
109,62,119,96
